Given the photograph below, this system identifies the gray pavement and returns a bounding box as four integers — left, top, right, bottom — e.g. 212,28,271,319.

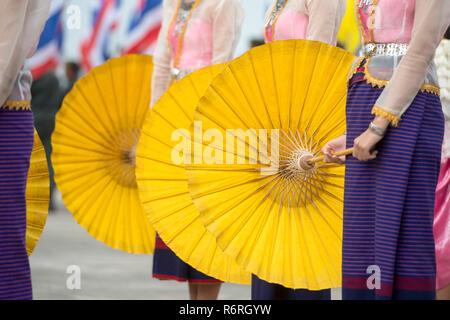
29,207,341,300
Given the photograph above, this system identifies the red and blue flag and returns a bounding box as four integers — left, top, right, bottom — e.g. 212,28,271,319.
27,0,64,80
122,0,162,55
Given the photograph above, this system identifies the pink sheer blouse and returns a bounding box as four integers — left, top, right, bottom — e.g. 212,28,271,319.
150,0,244,107
264,0,347,45
0,0,51,107
357,0,415,45
353,0,450,119
168,19,213,71
435,39,450,159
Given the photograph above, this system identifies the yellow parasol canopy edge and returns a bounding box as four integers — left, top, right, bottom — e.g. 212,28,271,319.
26,130,50,256
136,63,252,284
52,54,155,254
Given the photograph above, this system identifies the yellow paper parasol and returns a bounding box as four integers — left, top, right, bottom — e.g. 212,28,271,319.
337,0,361,54
52,55,155,254
135,64,251,284
186,40,355,290
26,130,50,255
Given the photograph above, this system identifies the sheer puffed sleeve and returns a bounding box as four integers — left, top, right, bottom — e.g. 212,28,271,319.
435,37,450,158
372,0,450,125
0,0,51,106
436,39,450,121
150,0,176,107
306,0,346,45
0,1,28,105
211,0,244,65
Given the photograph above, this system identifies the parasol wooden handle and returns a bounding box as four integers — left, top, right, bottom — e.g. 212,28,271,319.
307,148,354,164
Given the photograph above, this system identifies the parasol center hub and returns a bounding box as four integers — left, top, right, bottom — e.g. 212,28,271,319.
122,144,138,167
295,153,315,172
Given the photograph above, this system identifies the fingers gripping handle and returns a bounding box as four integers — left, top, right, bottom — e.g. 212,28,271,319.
307,148,354,165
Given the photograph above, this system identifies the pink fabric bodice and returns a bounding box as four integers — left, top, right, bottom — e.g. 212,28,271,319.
265,9,309,43
150,0,244,107
168,19,213,71
357,0,415,44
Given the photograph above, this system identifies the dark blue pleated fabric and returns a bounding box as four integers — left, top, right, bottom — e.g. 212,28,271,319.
251,275,331,300
0,108,34,300
342,79,444,300
152,234,221,283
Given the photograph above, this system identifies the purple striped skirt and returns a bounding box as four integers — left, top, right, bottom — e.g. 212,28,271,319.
0,107,34,300
342,78,444,300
